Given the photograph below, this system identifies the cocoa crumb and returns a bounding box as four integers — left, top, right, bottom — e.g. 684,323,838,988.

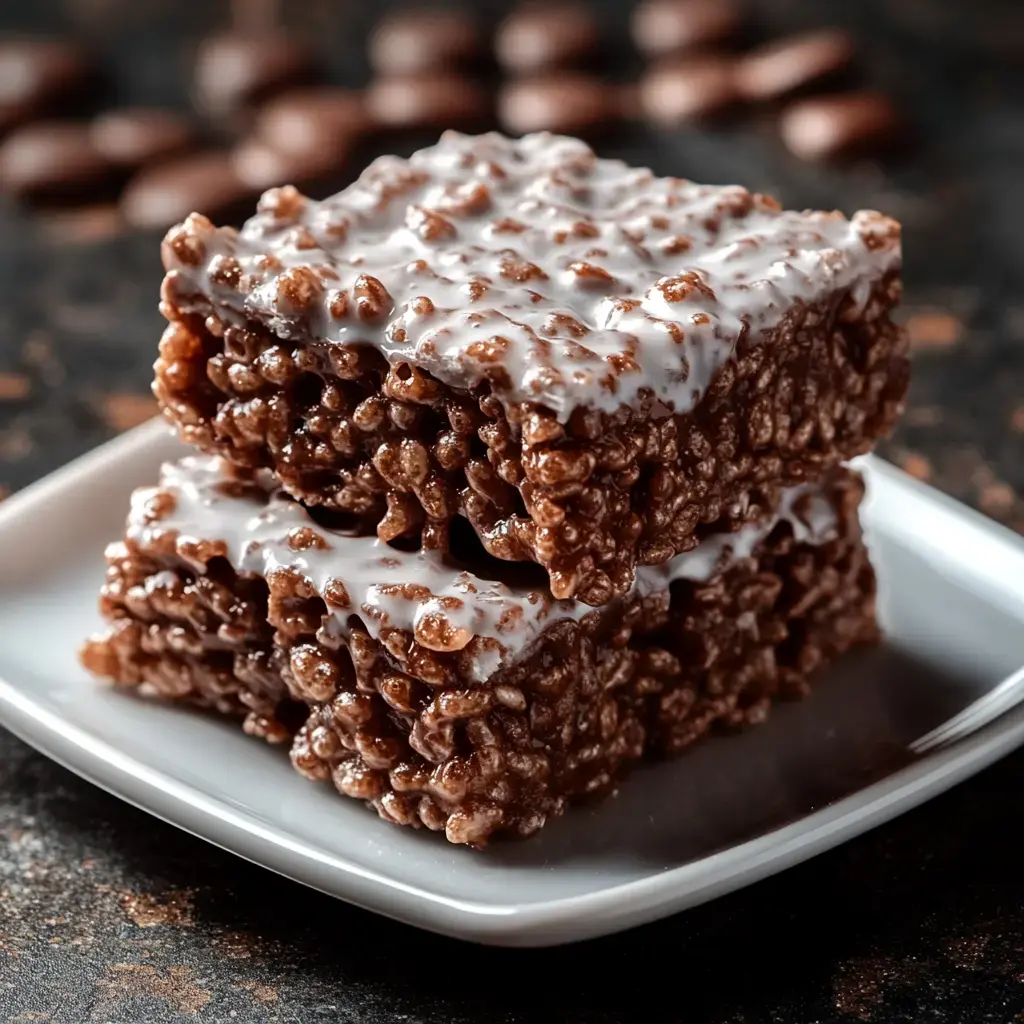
236,980,279,1003
120,888,195,928
832,956,896,1020
93,964,211,1016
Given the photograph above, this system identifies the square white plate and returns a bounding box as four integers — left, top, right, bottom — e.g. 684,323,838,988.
2,420,1024,947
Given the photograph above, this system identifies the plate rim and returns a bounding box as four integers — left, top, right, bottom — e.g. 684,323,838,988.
1,421,1024,947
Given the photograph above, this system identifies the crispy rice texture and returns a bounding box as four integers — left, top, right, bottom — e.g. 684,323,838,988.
155,132,907,604
81,467,876,847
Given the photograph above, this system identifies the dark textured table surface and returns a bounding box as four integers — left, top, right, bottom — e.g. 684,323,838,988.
2,1,1024,1021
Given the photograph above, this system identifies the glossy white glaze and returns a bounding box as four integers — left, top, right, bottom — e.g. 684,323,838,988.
128,455,837,670
164,131,900,421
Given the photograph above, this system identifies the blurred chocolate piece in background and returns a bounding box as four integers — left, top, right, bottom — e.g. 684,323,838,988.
366,72,490,131
0,122,116,204
231,138,333,194
630,0,743,58
779,90,901,162
0,38,95,135
369,9,482,75
0,5,910,226
737,29,855,102
498,72,621,135
90,108,196,171
239,87,364,192
251,88,366,158
495,4,599,74
37,202,122,244
193,33,316,120
232,128,355,195
121,151,255,229
639,56,739,125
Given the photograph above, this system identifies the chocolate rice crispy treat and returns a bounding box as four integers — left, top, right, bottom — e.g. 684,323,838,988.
155,131,906,605
81,454,877,846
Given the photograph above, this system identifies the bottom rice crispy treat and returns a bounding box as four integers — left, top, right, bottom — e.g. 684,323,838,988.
81,455,878,846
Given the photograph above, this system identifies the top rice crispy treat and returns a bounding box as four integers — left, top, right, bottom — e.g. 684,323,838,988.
155,130,907,604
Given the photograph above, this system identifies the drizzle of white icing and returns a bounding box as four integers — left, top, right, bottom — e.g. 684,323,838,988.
164,131,900,422
128,456,838,678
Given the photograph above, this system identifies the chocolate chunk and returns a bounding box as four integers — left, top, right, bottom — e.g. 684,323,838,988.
193,34,316,119
0,38,94,133
251,88,366,157
239,89,364,194
369,10,481,75
779,91,902,162
121,152,256,229
90,108,195,169
0,122,116,203
366,72,489,131
497,73,619,136
736,29,855,102
232,137,347,194
230,138,303,192
630,0,742,58
495,4,599,74
639,56,739,125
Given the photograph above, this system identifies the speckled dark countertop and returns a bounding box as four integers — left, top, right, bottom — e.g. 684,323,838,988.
1,1,1023,1021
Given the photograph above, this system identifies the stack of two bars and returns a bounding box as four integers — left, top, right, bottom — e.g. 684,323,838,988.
82,132,908,847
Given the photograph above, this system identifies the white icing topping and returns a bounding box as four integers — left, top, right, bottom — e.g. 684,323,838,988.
164,131,900,421
128,455,838,679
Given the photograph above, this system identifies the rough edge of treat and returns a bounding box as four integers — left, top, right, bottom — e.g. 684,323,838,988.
80,463,877,846
157,130,902,423
152,266,907,606
110,453,843,680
